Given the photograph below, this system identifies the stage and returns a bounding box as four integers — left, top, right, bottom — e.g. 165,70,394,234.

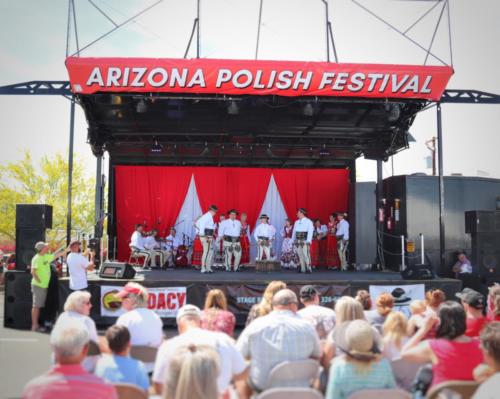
57,267,462,327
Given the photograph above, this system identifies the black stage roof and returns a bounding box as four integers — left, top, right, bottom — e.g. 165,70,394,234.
79,93,426,168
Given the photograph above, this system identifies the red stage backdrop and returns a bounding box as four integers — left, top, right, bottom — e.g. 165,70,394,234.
115,166,349,260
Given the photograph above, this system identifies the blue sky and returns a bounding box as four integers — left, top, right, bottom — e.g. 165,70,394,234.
1,0,499,180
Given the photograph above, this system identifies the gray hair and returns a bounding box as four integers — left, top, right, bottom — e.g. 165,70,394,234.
272,289,298,308
64,291,91,313
50,319,89,358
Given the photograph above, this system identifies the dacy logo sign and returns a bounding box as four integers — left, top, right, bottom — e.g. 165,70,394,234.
101,285,186,318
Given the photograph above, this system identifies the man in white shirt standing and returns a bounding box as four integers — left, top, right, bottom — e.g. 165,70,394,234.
129,224,156,269
195,205,218,273
336,213,350,271
218,209,243,272
67,240,95,291
253,214,275,261
292,208,314,273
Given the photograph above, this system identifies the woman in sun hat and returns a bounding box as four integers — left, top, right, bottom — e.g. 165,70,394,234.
325,319,396,399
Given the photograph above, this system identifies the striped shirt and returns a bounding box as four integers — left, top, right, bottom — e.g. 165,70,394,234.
22,364,117,399
326,356,396,399
236,309,321,390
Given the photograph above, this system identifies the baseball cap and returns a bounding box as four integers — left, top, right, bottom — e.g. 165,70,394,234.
34,242,48,252
69,239,81,247
456,288,485,309
300,285,318,300
176,304,201,323
115,282,146,299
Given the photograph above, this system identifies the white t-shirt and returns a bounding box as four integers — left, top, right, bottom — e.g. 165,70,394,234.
116,308,163,347
298,304,336,340
152,327,246,393
472,373,500,399
67,252,90,290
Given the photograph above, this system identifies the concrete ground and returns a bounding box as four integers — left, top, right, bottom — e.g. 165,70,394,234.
0,290,52,399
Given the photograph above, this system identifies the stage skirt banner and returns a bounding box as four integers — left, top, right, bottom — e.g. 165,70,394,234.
66,57,453,101
206,284,350,315
100,285,186,318
369,283,425,318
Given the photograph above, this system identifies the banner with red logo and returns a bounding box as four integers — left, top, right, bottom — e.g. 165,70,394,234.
66,57,453,101
101,285,186,318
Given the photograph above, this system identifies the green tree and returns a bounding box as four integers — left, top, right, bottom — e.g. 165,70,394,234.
0,151,94,248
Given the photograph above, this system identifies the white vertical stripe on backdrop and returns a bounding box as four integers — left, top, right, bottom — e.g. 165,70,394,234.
174,174,203,246
254,175,289,261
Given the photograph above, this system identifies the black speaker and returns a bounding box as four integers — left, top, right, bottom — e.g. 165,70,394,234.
88,238,101,268
99,261,136,279
16,204,53,229
465,211,500,234
470,232,500,276
4,271,32,329
401,264,435,280
15,228,45,271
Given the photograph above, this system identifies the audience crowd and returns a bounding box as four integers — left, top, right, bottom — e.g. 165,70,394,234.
22,281,500,399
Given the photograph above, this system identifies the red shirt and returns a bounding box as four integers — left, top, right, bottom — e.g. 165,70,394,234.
22,363,117,399
429,338,483,387
465,316,488,337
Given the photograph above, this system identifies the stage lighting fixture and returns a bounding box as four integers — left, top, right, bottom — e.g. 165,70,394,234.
151,140,163,153
266,144,275,157
387,103,401,122
303,103,314,116
200,142,210,156
227,101,239,115
110,95,122,105
136,99,148,113
319,144,330,157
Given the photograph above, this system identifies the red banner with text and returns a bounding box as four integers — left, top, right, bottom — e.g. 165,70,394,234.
66,57,453,101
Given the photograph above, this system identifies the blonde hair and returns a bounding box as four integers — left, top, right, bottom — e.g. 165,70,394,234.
256,281,287,317
383,311,408,349
488,285,500,316
335,296,365,324
376,293,394,317
126,283,149,309
204,289,228,311
409,300,426,315
64,291,91,313
164,344,219,399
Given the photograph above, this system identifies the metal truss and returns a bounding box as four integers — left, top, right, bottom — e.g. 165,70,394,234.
440,89,500,104
0,81,71,96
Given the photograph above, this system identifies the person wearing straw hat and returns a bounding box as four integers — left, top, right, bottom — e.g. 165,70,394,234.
66,239,95,292
292,208,314,273
253,214,275,261
30,242,69,332
326,319,396,399
218,209,243,271
195,205,218,273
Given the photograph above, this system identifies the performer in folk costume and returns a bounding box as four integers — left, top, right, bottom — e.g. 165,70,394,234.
310,219,327,269
195,205,218,273
143,229,168,268
253,214,275,260
326,213,341,270
129,223,156,269
218,209,243,271
336,212,350,270
213,214,226,267
239,212,251,265
280,218,299,268
292,208,314,273
191,216,203,269
162,227,182,268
